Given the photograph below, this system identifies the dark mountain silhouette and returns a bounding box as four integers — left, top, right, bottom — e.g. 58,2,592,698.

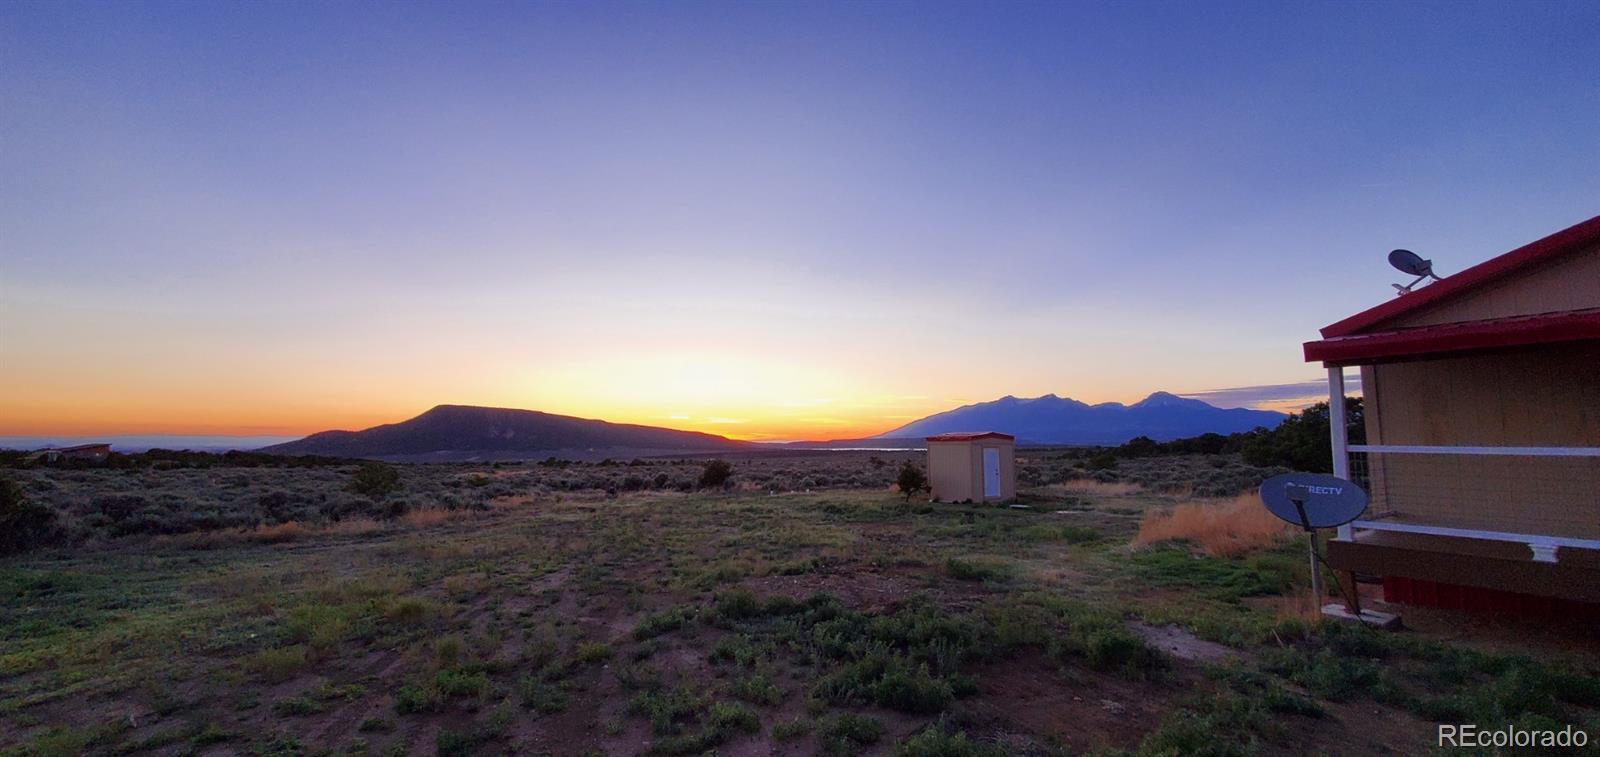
875,392,1284,445
261,405,753,462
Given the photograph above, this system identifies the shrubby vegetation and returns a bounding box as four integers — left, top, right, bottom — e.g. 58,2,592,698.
895,461,927,500
349,461,402,499
0,474,57,554
696,459,733,489
1240,398,1365,473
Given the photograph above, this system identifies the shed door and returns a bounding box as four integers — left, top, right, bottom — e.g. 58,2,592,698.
982,447,1001,498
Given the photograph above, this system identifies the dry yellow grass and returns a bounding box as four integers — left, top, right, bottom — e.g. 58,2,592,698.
248,521,310,543
1132,493,1290,557
322,517,388,536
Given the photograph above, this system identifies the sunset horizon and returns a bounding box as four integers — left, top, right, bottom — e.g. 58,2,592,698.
4,2,1598,752
0,378,1330,443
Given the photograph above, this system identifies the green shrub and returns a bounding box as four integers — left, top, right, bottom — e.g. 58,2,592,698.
518,676,570,713
896,462,927,500
943,557,1014,582
272,695,324,716
820,713,884,754
575,641,613,663
731,671,783,705
0,475,58,553
1045,604,1166,678
633,606,695,640
349,462,401,499
814,653,955,714
629,686,706,736
435,668,492,700
698,460,733,489
394,679,442,714
771,718,811,740
896,728,1008,757
707,701,760,733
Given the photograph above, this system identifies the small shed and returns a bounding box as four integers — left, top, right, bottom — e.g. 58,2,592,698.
926,432,1016,503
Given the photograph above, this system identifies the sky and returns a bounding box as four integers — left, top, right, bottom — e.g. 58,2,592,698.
2,1,1598,442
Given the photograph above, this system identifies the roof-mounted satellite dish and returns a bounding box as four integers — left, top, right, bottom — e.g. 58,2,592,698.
1388,249,1442,295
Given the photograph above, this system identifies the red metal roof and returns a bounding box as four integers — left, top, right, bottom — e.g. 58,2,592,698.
1303,308,1600,366
1319,214,1600,339
925,432,1016,442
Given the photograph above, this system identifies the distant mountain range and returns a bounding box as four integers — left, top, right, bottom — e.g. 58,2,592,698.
874,392,1284,445
261,405,752,462
256,392,1286,461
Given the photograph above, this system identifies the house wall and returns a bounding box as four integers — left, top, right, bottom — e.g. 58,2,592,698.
1361,342,1600,538
1382,241,1600,329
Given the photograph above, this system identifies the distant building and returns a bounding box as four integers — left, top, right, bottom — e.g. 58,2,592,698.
1303,214,1600,617
926,432,1016,503
28,443,113,464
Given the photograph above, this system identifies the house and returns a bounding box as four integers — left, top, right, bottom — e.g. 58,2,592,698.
1303,214,1600,617
926,432,1016,503
28,443,113,464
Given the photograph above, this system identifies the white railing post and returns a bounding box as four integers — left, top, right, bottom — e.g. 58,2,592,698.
1328,366,1352,541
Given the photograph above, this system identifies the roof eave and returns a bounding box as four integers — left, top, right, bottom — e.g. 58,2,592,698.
1319,214,1600,339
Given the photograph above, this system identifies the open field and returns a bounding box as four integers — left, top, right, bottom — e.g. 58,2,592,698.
3,453,1598,755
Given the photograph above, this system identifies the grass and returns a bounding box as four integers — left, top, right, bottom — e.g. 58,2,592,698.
1132,493,1291,557
943,557,1016,582
2,454,1597,755
819,713,885,754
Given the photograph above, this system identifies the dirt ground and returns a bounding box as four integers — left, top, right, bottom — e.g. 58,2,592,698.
2,455,1597,755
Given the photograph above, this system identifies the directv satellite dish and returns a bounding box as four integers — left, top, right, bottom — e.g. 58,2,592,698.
1260,473,1368,529
1387,249,1442,295
1260,473,1368,605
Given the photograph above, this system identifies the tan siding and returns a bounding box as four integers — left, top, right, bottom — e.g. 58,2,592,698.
1383,243,1600,329
927,439,1016,502
928,442,973,502
1362,343,1600,539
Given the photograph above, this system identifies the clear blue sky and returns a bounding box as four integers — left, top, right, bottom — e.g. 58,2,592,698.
3,1,1598,439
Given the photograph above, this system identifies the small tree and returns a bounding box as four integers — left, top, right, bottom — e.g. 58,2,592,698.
1,474,57,554
896,461,928,501
698,459,733,489
349,461,401,499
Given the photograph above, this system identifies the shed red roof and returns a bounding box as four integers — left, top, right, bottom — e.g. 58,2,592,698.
926,432,1016,442
1319,214,1600,339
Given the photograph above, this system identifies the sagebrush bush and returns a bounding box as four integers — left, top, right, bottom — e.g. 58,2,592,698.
0,474,57,553
349,462,401,499
697,460,732,489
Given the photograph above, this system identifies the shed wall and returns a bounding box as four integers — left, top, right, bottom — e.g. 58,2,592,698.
927,440,1016,502
928,442,974,502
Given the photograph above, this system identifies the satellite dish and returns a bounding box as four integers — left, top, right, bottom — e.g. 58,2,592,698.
1387,249,1433,277
1259,473,1368,529
1387,249,1442,295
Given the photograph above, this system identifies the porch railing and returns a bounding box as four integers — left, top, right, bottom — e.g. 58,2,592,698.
1326,367,1600,563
